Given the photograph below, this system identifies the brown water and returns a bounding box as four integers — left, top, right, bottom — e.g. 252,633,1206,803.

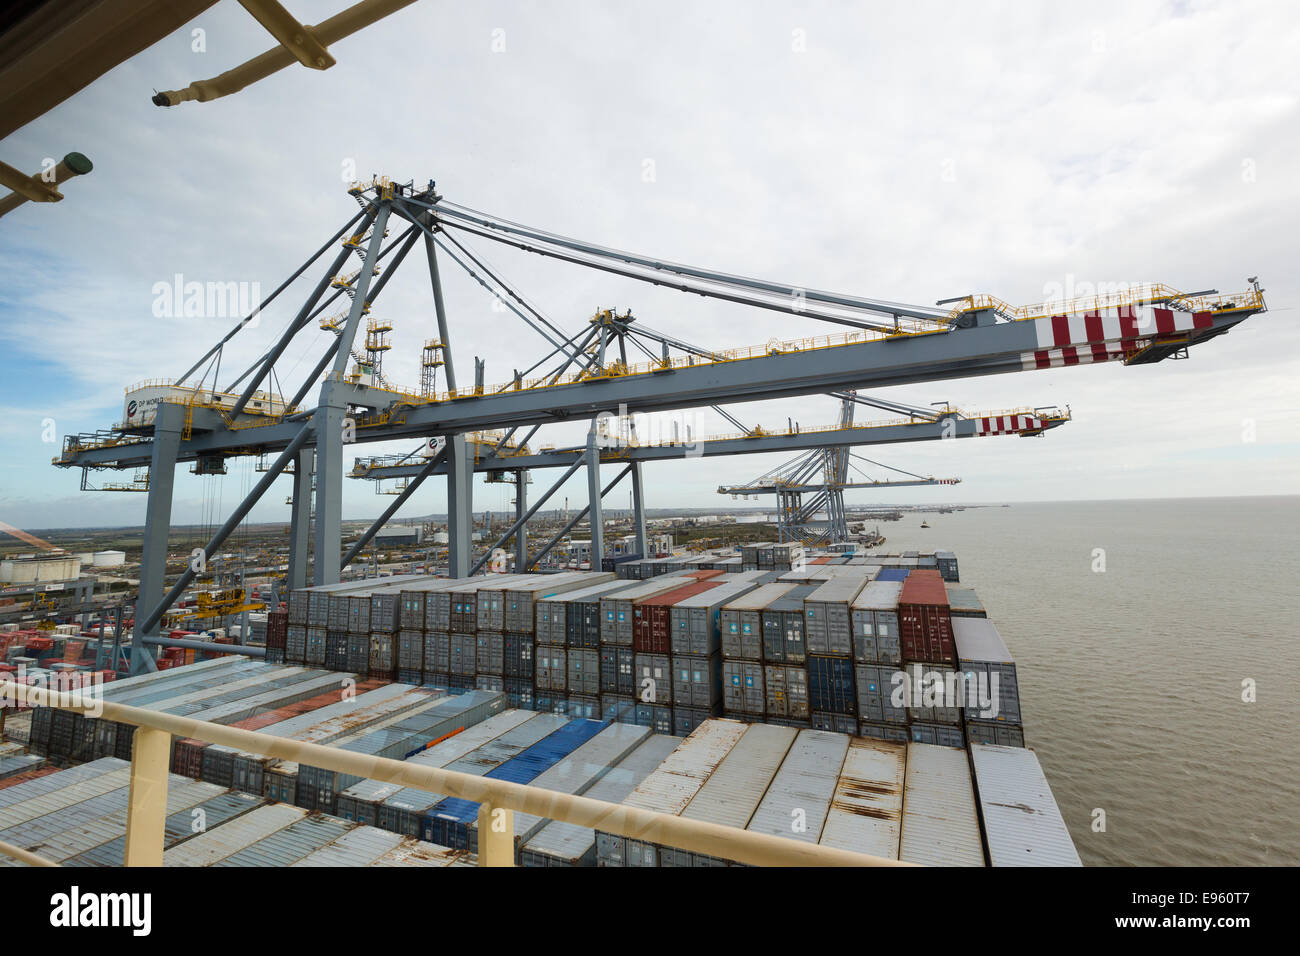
875,496,1299,866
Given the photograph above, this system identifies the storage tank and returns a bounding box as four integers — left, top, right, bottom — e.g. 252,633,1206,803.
92,551,126,568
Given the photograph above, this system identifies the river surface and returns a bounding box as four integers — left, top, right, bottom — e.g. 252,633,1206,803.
874,496,1298,866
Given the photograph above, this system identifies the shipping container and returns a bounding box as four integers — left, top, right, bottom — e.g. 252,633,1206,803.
669,579,761,657
856,721,908,743
672,653,722,709
521,733,681,867
898,570,955,664
818,737,904,859
761,584,817,663
566,647,601,696
661,723,797,866
599,645,635,696
633,702,672,734
378,710,560,836
952,617,1021,725
944,584,986,618
598,718,747,866
851,580,903,665
746,729,849,846
908,722,965,748
804,575,870,657
721,583,797,661
425,717,609,850
601,694,635,723
969,743,1081,866
600,577,693,646
633,652,672,706
554,579,640,648
964,720,1026,747
807,655,856,716
632,581,719,654
763,664,809,720
535,644,567,693
503,632,534,679
853,663,908,725
722,660,765,716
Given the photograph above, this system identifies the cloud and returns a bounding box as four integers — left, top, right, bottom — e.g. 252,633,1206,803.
0,0,1296,528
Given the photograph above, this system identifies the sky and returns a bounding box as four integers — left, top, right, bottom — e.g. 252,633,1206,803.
0,0,1297,531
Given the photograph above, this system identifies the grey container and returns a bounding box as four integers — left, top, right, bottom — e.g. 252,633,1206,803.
965,719,1026,747
476,632,504,676
672,653,722,709
969,743,1081,866
535,644,568,693
661,723,797,866
851,580,903,664
818,737,905,860
599,718,747,867
901,662,963,725
472,720,651,857
804,575,870,656
423,630,450,674
633,653,672,706
761,584,817,663
671,706,717,737
296,690,505,813
164,804,308,866
669,579,761,657
500,571,605,632
721,583,797,660
600,577,693,646
521,733,682,867
952,617,1021,724
722,660,765,716
567,647,600,696
899,743,977,868
945,584,986,618
343,709,536,829
449,632,477,677
746,729,849,846
908,722,964,748
857,721,908,743
854,663,908,724
763,664,809,720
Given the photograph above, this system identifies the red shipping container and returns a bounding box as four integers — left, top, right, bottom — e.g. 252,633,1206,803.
632,581,719,653
898,570,955,664
266,610,289,651
684,569,723,581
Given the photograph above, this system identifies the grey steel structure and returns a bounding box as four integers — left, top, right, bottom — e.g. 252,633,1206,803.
48,178,1266,673
716,391,964,544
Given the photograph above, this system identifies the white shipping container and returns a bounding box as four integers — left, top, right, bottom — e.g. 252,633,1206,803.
666,723,798,866
969,744,1081,866
605,718,748,866
164,804,307,866
899,742,985,866
818,737,906,860
746,729,849,844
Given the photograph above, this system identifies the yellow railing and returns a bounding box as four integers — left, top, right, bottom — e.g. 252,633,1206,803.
2,681,910,869
944,283,1265,323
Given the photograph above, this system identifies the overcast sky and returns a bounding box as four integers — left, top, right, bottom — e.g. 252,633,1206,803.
0,0,1296,531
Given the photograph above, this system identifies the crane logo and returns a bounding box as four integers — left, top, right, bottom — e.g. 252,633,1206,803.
126,400,138,418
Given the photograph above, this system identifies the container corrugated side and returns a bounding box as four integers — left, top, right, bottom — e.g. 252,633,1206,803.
291,825,406,866
898,742,984,866
65,790,264,866
486,721,652,854
210,812,355,867
817,737,905,860
662,723,798,866
600,717,748,867
520,733,682,867
969,743,1081,866
164,804,307,866
745,729,849,845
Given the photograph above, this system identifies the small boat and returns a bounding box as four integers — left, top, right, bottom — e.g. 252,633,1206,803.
920,520,930,529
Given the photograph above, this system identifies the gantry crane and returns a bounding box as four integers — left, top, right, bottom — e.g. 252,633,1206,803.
48,176,1266,673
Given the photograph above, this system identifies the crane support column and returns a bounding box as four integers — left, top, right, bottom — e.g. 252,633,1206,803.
630,461,648,557
287,447,314,589
312,396,345,585
131,401,184,675
514,469,528,572
446,434,474,576
586,423,604,567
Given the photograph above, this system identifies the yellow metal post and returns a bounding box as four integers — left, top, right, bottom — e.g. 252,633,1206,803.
123,727,171,866
477,801,515,867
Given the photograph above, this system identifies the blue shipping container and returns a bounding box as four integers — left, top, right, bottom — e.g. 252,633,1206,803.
807,656,857,715
422,718,609,849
